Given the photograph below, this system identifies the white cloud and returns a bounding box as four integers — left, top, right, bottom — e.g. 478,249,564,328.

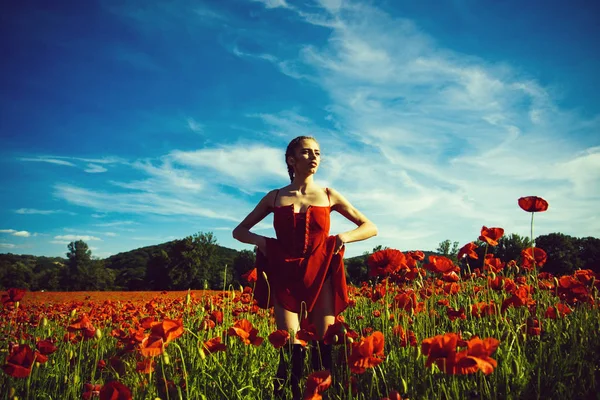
19,157,77,167
14,208,76,215
105,232,118,237
0,243,16,249
54,235,102,241
0,229,32,238
84,164,108,173
251,0,290,9
170,144,288,189
50,240,71,245
12,231,31,238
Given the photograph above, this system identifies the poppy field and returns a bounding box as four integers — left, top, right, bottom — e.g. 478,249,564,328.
1,197,599,400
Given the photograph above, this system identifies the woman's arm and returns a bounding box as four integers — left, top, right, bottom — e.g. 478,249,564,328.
329,188,378,253
232,190,276,254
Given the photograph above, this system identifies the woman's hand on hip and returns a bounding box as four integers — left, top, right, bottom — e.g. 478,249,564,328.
333,234,345,255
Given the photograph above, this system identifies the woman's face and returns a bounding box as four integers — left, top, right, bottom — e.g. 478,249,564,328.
290,139,321,175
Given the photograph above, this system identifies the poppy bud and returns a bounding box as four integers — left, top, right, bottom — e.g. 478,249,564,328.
14,301,19,309
73,374,79,385
70,309,77,318
162,352,170,365
186,290,191,307
95,329,103,340
41,317,48,327
347,337,354,344
199,348,206,360
333,335,339,344
9,387,15,397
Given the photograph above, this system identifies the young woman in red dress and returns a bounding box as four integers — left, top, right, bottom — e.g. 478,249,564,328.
233,136,377,399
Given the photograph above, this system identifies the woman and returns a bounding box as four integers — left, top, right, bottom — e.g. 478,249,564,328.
232,136,377,399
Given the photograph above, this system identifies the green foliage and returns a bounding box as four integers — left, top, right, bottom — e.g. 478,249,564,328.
535,233,583,275
436,239,460,262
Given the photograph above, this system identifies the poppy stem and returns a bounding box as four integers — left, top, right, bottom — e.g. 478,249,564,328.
171,342,190,400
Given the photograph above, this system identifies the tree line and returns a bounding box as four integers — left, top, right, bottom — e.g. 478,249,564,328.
0,231,598,292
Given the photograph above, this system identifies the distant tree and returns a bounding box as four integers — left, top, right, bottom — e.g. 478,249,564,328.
345,255,368,285
436,240,459,262
62,241,93,291
146,250,171,290
33,259,64,291
535,233,582,275
87,259,116,291
0,261,33,290
495,234,532,263
168,232,222,290
577,237,600,274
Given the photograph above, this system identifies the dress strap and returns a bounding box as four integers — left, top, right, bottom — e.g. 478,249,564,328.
325,188,331,206
273,189,280,208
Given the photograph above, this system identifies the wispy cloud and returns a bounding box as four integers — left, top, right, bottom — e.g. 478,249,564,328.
84,164,108,173
54,234,102,241
187,118,203,133
14,208,76,215
94,221,137,227
223,1,600,253
19,157,76,167
0,243,16,249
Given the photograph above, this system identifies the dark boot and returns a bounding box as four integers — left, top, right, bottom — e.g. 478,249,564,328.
291,344,305,400
273,348,287,399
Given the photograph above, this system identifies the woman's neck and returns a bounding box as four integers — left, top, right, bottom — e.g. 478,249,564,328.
290,174,316,194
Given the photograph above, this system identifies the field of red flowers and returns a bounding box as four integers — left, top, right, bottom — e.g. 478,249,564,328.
1,196,599,399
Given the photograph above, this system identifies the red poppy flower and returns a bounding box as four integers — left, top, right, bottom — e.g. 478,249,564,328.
455,336,500,375
457,242,478,260
545,303,572,319
150,319,184,344
421,333,459,372
296,321,318,347
228,319,263,346
347,331,385,374
483,254,505,274
139,335,164,357
518,196,549,212
139,317,156,330
1,288,26,306
209,310,224,325
478,226,504,246
35,339,57,364
203,337,227,354
368,249,407,277
446,306,466,322
382,390,403,400
323,319,358,345
136,358,156,374
393,291,423,314
242,268,258,283
407,250,425,261
471,301,497,318
521,247,547,270
303,370,332,400
391,325,417,347
83,383,102,400
99,381,132,400
2,344,35,378
268,330,290,349
424,255,459,274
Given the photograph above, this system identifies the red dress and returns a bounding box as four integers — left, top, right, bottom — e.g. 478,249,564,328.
253,189,350,316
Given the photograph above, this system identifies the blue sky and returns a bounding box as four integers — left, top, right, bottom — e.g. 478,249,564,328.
1,0,599,259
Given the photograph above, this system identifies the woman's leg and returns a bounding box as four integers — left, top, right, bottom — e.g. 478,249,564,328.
273,297,304,399
309,277,335,372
